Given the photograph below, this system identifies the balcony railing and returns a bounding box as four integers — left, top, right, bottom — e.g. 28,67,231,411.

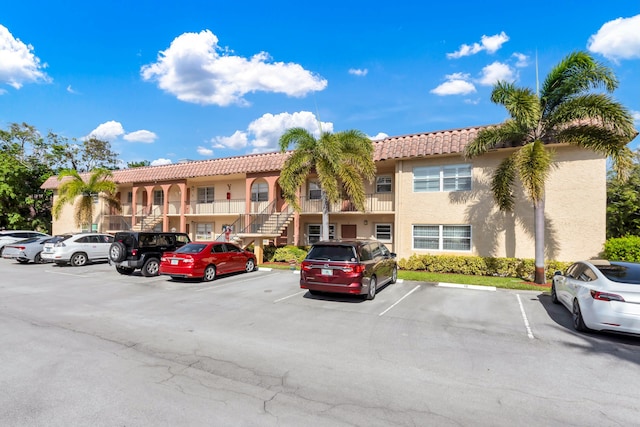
300,193,394,213
188,198,246,215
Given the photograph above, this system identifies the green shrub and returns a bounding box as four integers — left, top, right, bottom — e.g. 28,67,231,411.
603,236,640,262
398,253,571,281
271,245,309,264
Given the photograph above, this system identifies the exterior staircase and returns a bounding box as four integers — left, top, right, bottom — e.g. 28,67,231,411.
131,206,163,232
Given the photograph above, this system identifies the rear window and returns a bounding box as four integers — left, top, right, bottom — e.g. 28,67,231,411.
176,243,207,254
306,245,357,262
597,262,640,284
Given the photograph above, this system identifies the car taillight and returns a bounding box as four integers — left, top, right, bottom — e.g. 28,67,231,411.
343,264,365,274
183,256,194,264
590,290,625,302
160,256,168,262
301,261,312,271
55,242,65,247
131,249,138,256
14,246,25,250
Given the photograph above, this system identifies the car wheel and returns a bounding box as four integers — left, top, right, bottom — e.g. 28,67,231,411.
366,276,377,300
390,266,398,284
115,266,135,275
71,252,88,267
17,259,30,264
142,258,160,277
203,265,216,282
572,299,590,332
109,242,127,262
551,283,560,304
245,258,255,273
34,252,44,264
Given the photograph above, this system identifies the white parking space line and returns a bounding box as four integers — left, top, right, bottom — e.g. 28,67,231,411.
44,269,103,278
516,294,535,339
379,284,421,316
274,290,307,303
437,282,496,291
194,271,280,292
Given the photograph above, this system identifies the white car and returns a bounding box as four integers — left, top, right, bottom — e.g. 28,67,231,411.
0,230,50,256
41,233,115,266
552,260,640,335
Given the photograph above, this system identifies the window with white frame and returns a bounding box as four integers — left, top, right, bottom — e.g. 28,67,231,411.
126,191,132,203
198,187,215,203
195,223,213,240
251,182,268,202
376,176,392,193
413,164,471,192
413,225,471,251
307,224,335,244
375,223,392,242
308,181,322,200
153,190,164,205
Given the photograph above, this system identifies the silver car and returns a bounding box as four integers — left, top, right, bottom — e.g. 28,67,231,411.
552,260,640,335
1,235,57,264
41,233,115,266
0,230,50,256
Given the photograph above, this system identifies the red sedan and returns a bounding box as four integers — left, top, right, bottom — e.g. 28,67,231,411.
159,241,257,281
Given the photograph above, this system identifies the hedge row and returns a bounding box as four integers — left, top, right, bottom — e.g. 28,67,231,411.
603,236,640,262
397,254,571,281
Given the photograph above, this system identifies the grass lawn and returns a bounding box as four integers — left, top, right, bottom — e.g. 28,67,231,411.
260,263,550,292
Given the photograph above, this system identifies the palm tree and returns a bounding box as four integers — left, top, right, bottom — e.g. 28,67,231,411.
52,168,121,230
465,51,637,284
279,128,376,241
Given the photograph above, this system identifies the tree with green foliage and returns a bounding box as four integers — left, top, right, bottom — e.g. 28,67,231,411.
279,128,376,241
607,150,640,238
127,160,151,168
52,168,121,229
464,51,637,284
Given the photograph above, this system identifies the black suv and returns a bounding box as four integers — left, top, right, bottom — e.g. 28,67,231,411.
109,231,190,276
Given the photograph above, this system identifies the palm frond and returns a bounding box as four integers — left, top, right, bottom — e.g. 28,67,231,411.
491,155,517,212
490,82,540,128
464,121,527,158
279,127,315,152
515,140,555,203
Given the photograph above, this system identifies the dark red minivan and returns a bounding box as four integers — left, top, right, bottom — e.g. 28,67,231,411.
300,239,397,300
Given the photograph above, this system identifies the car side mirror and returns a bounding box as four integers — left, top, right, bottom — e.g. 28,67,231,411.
390,252,397,258
554,270,562,276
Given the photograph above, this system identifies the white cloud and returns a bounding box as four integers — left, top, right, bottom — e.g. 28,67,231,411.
197,146,214,156
478,61,516,86
207,111,334,155
368,132,388,141
87,121,125,141
212,130,248,149
431,73,477,96
66,85,78,94
151,158,172,166
632,110,640,124
588,14,640,61
447,31,509,59
464,98,481,105
0,24,51,89
123,130,157,143
141,30,327,106
349,68,368,76
512,53,529,67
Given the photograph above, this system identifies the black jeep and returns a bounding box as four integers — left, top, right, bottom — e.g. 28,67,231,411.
109,231,190,276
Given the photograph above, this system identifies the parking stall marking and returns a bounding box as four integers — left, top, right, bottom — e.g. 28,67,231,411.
516,293,535,339
274,290,307,303
378,284,421,316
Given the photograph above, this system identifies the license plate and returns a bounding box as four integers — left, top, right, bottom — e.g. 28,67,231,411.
171,259,178,265
321,268,333,276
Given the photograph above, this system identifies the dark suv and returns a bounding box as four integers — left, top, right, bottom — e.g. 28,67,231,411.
109,231,190,276
300,239,397,300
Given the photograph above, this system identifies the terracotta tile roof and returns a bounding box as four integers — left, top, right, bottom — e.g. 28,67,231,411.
41,125,492,189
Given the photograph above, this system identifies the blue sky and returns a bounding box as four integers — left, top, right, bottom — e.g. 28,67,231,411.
1,1,639,167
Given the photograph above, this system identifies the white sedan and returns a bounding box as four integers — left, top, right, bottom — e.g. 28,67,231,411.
552,260,640,335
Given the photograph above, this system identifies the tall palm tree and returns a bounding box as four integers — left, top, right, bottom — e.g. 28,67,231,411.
279,128,376,241
52,168,121,230
465,51,636,284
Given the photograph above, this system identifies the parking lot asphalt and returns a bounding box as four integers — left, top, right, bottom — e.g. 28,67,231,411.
1,258,640,426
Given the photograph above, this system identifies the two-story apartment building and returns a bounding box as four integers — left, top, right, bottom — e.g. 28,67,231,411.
41,125,608,264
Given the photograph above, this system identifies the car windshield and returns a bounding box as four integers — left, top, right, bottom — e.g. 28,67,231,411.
597,262,640,285
175,243,206,254
307,245,356,262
